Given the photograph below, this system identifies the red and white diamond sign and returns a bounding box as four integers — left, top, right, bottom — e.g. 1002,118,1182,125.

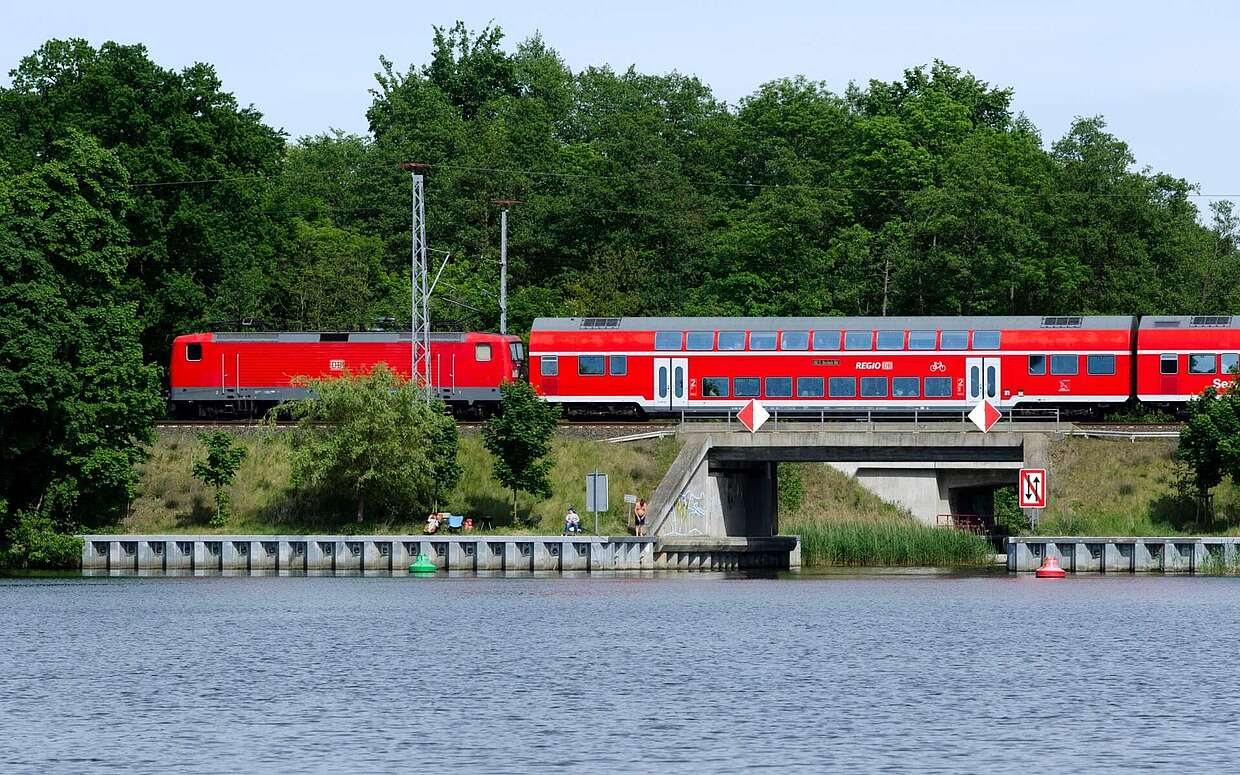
737,399,769,433
968,399,1002,433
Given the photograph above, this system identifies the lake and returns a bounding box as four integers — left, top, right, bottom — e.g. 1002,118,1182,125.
1,570,1237,773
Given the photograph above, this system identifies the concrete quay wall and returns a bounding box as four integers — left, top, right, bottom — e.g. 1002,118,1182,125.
1008,536,1240,573
79,534,801,573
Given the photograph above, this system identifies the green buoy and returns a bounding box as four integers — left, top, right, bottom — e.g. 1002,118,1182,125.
408,553,437,574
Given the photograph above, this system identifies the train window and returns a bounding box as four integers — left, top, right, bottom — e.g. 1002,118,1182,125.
1189,354,1216,374
1223,354,1239,374
510,343,525,361
924,377,952,398
860,377,888,397
749,331,778,350
185,343,202,361
986,366,997,398
765,377,793,397
1050,354,1078,375
812,330,841,350
828,377,856,398
796,377,824,398
1160,354,1178,375
844,331,872,350
734,377,760,397
654,331,682,350
609,355,627,376
718,331,746,350
972,331,1001,350
1028,355,1046,376
578,355,605,376
893,377,920,397
686,331,714,350
702,377,729,397
781,331,810,350
876,331,904,350
940,331,968,350
908,331,936,350
541,356,559,376
969,366,980,397
1087,355,1116,375
476,343,493,362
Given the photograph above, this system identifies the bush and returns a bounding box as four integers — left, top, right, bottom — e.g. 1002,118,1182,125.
1,509,82,570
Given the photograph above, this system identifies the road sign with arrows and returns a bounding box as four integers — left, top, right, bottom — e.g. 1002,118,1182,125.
1019,468,1047,509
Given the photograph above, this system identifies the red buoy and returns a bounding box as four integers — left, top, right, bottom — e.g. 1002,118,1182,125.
1035,555,1066,578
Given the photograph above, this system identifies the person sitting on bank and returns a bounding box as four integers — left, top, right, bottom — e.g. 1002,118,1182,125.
424,513,442,534
563,506,582,535
633,499,648,537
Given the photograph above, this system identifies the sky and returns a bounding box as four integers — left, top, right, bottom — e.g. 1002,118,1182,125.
4,0,1239,213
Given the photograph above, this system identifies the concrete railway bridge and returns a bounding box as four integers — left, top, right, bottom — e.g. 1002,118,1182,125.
647,423,1056,541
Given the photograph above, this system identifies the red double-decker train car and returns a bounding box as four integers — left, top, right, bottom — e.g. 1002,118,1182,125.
169,330,524,417
527,315,1140,415
1136,315,1240,404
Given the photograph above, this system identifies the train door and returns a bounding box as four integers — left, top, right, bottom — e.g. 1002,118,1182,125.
653,357,688,410
966,357,1002,404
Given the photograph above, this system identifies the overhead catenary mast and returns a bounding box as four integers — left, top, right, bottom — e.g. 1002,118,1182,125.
402,162,433,398
493,199,522,336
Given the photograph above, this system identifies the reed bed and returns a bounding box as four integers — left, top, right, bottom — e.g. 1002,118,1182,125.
787,518,994,567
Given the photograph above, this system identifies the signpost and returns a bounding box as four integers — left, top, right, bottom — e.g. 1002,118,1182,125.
737,399,770,433
586,471,609,534
1018,468,1047,509
968,399,1002,433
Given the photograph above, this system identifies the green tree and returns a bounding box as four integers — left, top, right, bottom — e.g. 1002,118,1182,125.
481,380,561,522
282,365,458,522
1178,385,1240,519
0,131,163,532
192,431,248,527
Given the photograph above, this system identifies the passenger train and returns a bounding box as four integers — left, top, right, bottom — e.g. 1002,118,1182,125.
169,315,1238,418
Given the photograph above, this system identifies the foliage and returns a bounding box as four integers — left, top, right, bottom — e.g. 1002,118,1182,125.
0,131,164,533
777,464,805,515
481,380,561,520
281,365,458,522
992,486,1027,536
0,507,83,570
192,431,248,527
787,518,993,567
1178,386,1240,511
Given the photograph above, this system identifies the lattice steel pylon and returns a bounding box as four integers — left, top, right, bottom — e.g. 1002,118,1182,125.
404,163,433,399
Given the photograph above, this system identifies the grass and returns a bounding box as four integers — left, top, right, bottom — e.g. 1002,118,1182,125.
1032,439,1240,536
780,463,994,567
120,429,680,536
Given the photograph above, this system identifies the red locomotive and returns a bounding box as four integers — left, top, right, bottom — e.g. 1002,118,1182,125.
527,315,1238,416
167,315,1237,419
169,330,524,417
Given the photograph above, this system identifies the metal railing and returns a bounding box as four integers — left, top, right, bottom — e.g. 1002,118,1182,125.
673,406,1062,431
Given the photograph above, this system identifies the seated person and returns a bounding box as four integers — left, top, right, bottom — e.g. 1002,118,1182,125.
463,517,474,531
563,506,582,534
424,513,442,534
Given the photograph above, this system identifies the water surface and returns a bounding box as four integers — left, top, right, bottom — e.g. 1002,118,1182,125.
1,571,1236,773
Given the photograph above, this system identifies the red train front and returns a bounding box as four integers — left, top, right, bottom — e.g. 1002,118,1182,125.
528,315,1137,415
169,330,524,417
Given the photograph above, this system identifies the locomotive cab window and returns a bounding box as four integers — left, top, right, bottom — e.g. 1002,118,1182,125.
781,331,810,350
1087,355,1116,375
844,331,872,350
475,343,493,362
876,331,904,350
749,331,778,351
509,343,524,362
734,377,760,397
972,331,1001,350
578,355,605,376
185,343,202,361
908,331,936,350
686,331,714,350
1028,355,1046,376
540,356,559,376
702,377,729,397
940,331,968,350
1189,354,1216,374
718,331,746,351
812,330,841,350
1160,354,1178,375
654,331,683,350
609,355,627,376
1050,354,1078,375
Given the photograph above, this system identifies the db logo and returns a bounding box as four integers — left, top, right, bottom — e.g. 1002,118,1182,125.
330,359,345,371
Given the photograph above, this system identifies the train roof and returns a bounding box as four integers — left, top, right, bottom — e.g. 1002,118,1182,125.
1138,315,1238,330
532,315,1136,332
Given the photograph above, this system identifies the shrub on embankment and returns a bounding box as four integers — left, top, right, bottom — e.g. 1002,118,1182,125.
787,518,994,567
